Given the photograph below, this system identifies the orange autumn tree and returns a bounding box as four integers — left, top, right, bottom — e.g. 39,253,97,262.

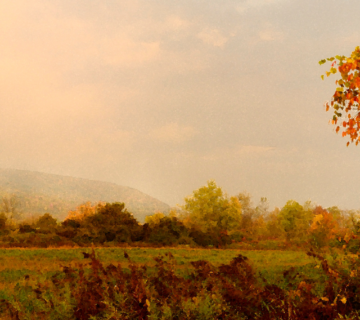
309,206,338,248
320,46,360,146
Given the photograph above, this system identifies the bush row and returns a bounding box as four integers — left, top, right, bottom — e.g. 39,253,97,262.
0,203,235,248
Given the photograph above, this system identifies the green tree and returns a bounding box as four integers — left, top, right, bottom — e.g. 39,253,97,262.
320,46,360,145
182,180,241,233
82,202,142,243
265,207,284,239
35,213,58,233
146,216,191,245
278,200,311,241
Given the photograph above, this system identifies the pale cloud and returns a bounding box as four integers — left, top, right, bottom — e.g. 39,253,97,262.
0,1,160,127
235,145,276,155
201,145,275,162
100,38,160,67
165,15,191,31
341,33,360,50
149,123,197,143
39,17,161,69
83,129,136,156
236,0,286,13
258,28,284,42
197,28,229,47
0,1,162,74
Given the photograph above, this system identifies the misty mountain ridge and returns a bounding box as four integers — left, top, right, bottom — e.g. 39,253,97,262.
0,168,170,222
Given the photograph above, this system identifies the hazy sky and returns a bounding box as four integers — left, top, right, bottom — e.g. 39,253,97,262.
1,0,360,210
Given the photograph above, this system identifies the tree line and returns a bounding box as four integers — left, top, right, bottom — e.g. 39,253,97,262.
0,180,358,250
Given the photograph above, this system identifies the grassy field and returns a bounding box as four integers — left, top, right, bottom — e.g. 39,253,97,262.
0,247,331,296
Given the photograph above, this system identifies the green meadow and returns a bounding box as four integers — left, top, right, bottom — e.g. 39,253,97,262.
0,247,332,295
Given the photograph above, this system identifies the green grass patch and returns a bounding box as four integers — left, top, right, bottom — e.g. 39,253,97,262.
0,247,335,294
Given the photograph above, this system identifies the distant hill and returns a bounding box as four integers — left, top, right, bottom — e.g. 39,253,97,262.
0,168,170,222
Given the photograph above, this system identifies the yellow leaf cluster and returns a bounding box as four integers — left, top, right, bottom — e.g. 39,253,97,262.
66,201,106,221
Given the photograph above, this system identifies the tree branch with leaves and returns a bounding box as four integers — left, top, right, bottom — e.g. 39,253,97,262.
320,46,360,146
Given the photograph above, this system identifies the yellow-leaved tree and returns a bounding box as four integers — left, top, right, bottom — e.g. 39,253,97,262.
182,180,242,233
145,212,165,227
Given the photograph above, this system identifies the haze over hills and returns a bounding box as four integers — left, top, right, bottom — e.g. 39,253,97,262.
0,168,170,222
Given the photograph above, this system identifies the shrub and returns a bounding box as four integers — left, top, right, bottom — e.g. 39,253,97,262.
18,224,36,234
35,213,58,233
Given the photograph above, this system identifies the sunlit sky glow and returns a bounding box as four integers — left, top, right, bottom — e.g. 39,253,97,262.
1,0,360,209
